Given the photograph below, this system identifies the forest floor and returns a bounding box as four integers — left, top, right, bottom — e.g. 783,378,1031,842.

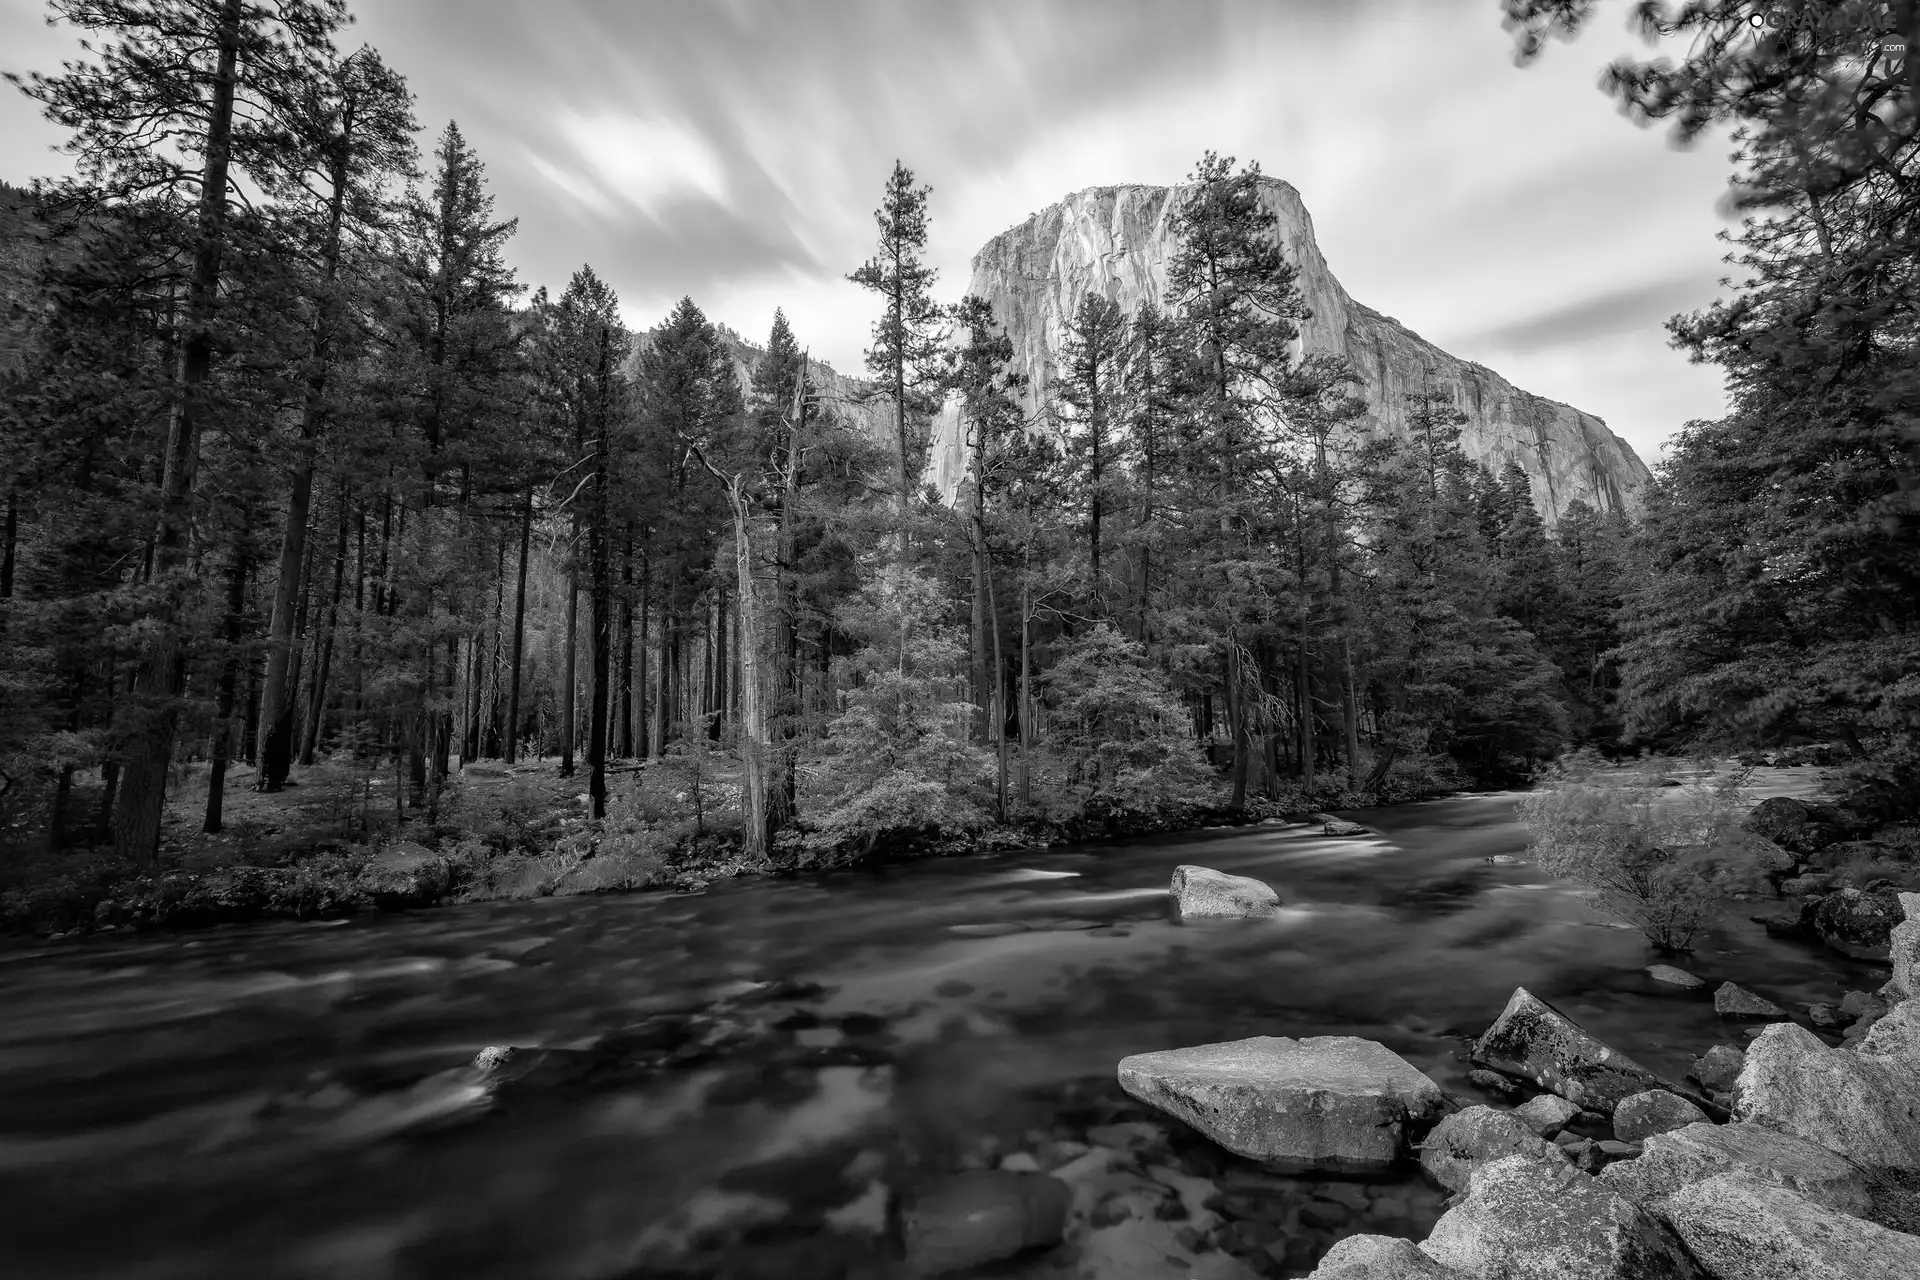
2,747,1369,939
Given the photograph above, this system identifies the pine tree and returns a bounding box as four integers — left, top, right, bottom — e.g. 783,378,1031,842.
1055,291,1128,609
10,0,350,860
254,46,416,794
848,161,945,557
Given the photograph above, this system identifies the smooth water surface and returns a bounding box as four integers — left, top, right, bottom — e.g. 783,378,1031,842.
0,784,1883,1279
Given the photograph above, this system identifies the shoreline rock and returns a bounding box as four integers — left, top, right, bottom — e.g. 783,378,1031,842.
1471,987,1674,1114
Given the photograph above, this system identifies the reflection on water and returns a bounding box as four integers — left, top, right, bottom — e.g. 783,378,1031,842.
0,779,1883,1280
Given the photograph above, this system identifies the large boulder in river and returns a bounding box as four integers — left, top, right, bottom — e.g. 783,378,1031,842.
1421,1154,1699,1279
1168,865,1280,922
1733,1022,1920,1170
1472,987,1673,1114
1419,1105,1569,1192
1660,1174,1920,1279
1116,1035,1443,1173
1814,887,1905,958
1613,1090,1709,1143
1599,1120,1884,1222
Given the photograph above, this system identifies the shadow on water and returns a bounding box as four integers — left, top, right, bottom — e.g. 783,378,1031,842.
0,777,1888,1279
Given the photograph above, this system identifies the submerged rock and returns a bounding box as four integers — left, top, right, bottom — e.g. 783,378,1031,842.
1467,1068,1522,1100
1312,813,1369,836
1691,1045,1746,1094
1646,965,1705,990
897,1170,1069,1275
1614,1091,1709,1143
1305,1234,1466,1278
1599,1120,1882,1221
1715,982,1789,1020
1513,1093,1581,1138
1167,865,1281,923
1421,1154,1699,1279
1661,1174,1920,1279
1734,1022,1920,1170
1116,1035,1443,1173
1419,1105,1569,1192
1471,987,1672,1114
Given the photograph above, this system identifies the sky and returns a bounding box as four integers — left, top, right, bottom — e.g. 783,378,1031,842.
0,0,1739,465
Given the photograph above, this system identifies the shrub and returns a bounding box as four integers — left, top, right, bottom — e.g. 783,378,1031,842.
1042,624,1212,817
804,568,992,860
1516,751,1766,952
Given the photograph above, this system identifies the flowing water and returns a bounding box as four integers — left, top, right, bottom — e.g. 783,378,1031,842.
0,781,1883,1280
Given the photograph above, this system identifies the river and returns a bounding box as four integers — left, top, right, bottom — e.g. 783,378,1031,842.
0,782,1880,1280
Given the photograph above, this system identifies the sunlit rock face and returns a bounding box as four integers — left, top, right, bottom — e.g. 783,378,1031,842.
926,179,1653,526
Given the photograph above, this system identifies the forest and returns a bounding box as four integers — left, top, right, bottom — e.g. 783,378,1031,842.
0,0,1914,934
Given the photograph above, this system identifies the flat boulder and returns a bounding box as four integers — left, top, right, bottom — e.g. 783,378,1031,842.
1168,865,1280,922
1116,1035,1443,1174
1419,1105,1569,1192
1312,813,1369,836
1599,1120,1880,1221
1421,1154,1699,1279
1661,1174,1920,1280
1815,888,1905,958
1692,1045,1745,1094
1513,1093,1581,1138
1304,1234,1466,1279
1614,1091,1709,1143
1471,987,1673,1114
1734,1022,1920,1170
1715,982,1788,1020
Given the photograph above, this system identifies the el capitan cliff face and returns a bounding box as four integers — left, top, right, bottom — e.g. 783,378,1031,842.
926,179,1653,525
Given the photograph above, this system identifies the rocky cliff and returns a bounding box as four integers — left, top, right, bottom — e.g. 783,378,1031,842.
927,180,1652,525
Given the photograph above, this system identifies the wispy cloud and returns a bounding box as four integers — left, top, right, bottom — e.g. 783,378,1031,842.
0,0,1739,460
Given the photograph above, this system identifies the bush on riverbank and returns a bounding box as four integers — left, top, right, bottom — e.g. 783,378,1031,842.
1517,751,1771,952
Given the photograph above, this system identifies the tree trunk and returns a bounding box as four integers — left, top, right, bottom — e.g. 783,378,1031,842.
638,551,652,759
1342,636,1361,791
300,497,348,766
1297,636,1314,785
113,0,244,863
586,328,613,818
204,522,252,832
1019,572,1032,805
986,558,1007,819
504,482,533,763
969,474,991,744
1225,632,1248,810
560,568,578,777
618,531,634,758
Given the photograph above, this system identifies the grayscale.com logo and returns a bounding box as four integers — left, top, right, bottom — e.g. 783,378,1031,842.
1748,4,1908,71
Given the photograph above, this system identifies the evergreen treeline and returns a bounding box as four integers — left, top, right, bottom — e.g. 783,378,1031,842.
0,0,1911,884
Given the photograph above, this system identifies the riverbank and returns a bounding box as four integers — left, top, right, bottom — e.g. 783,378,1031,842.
0,751,1445,939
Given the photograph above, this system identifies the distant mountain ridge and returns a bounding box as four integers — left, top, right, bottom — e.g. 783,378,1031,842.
924,179,1653,525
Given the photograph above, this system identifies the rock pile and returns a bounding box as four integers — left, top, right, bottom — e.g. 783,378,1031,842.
1296,892,1920,1278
